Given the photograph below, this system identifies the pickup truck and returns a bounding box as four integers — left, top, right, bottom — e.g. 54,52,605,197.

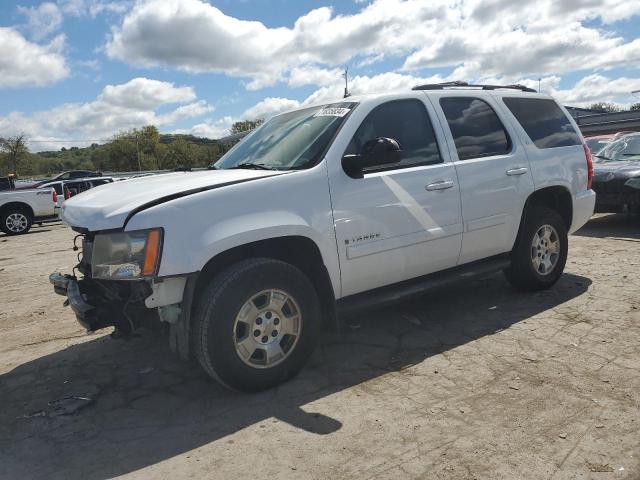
51,83,596,391
0,187,58,235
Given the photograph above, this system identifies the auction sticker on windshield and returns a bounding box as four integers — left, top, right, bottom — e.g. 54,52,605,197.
314,107,350,117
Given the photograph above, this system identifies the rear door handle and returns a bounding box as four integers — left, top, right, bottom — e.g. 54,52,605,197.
425,180,455,191
506,167,528,176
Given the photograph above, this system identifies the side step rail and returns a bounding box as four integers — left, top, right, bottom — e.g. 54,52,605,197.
336,254,511,315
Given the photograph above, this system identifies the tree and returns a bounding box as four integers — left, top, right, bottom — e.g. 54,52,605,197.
630,103,640,111
0,133,29,174
231,119,264,135
587,102,622,113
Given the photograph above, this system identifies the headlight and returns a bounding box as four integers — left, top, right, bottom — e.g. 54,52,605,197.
91,228,163,280
624,177,640,189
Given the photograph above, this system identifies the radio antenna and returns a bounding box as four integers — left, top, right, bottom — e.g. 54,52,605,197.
343,67,351,98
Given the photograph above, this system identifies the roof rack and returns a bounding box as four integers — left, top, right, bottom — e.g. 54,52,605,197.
412,80,536,93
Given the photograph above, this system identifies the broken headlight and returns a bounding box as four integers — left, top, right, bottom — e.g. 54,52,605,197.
91,228,163,280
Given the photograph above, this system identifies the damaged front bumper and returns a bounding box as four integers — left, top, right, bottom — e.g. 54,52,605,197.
50,273,98,331
49,272,117,332
50,271,192,337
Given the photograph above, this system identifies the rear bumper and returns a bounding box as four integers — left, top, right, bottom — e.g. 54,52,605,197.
569,189,596,234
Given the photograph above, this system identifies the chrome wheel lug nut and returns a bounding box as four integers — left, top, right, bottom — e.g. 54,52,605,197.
261,335,268,343
272,330,278,337
253,330,260,337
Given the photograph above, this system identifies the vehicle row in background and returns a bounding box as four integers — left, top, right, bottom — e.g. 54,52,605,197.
591,133,640,214
37,177,114,208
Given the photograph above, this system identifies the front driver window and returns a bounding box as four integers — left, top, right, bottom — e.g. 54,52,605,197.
344,99,442,173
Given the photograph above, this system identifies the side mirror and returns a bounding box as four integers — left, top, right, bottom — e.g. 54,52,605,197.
342,137,402,178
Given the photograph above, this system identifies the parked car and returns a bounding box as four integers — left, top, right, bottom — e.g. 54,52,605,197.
585,134,616,155
37,177,114,208
591,133,640,214
51,84,595,391
51,170,102,181
0,187,57,235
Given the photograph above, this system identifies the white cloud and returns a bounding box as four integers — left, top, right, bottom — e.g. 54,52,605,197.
552,74,640,107
184,116,235,139
99,77,196,109
240,97,301,120
104,0,640,90
17,2,63,40
0,28,68,88
59,0,131,17
0,78,212,151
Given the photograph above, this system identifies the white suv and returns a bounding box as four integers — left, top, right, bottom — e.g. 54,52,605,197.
51,83,596,391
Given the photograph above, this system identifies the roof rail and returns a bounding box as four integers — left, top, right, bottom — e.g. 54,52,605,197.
412,81,536,93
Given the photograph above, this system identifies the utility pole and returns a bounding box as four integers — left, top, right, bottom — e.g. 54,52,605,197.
538,77,541,93
135,135,141,172
343,67,351,98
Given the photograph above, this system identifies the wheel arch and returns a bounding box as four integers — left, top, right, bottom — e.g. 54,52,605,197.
0,202,34,219
514,186,572,248
192,235,338,331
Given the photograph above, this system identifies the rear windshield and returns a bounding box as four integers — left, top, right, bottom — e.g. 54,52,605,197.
503,97,581,149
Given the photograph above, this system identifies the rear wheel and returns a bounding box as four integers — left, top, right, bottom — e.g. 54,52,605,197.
0,209,32,235
192,258,321,391
504,206,568,291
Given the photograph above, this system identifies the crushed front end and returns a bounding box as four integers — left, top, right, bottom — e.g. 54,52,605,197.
50,231,159,335
50,229,191,342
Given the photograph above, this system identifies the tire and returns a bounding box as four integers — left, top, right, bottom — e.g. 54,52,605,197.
0,209,33,235
504,206,568,291
192,258,321,392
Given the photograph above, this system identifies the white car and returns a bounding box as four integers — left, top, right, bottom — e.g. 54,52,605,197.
51,83,596,391
0,187,57,235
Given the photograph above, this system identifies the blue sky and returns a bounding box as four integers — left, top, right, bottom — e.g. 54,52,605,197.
0,0,639,151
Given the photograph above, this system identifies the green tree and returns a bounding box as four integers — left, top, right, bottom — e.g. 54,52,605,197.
630,103,640,111
231,119,264,135
0,133,29,174
588,102,622,113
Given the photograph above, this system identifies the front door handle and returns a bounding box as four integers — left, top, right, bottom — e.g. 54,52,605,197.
506,167,528,176
425,180,455,191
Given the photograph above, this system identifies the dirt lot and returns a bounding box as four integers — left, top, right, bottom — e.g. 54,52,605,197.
1,215,639,480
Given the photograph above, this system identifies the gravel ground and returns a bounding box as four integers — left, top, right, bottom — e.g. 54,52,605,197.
0,215,639,480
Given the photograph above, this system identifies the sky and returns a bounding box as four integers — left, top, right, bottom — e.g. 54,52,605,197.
0,0,639,152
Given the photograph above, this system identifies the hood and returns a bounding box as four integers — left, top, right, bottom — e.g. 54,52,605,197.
61,169,281,231
593,160,640,181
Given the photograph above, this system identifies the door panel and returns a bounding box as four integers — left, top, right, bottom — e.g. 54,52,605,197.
328,97,463,297
430,94,534,264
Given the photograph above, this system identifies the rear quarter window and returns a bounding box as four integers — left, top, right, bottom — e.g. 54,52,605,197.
439,97,511,160
502,97,581,149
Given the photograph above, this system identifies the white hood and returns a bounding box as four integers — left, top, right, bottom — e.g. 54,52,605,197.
61,170,280,231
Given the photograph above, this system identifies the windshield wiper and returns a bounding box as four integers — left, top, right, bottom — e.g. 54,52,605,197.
230,163,277,170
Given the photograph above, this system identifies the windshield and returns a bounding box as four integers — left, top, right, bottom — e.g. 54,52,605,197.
213,102,356,171
585,138,610,155
595,135,640,162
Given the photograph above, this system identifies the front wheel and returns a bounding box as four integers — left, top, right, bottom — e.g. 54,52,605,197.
0,209,33,235
192,258,321,391
504,206,568,291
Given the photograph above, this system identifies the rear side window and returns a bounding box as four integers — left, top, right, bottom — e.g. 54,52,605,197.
502,97,581,149
345,99,442,172
440,97,511,160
